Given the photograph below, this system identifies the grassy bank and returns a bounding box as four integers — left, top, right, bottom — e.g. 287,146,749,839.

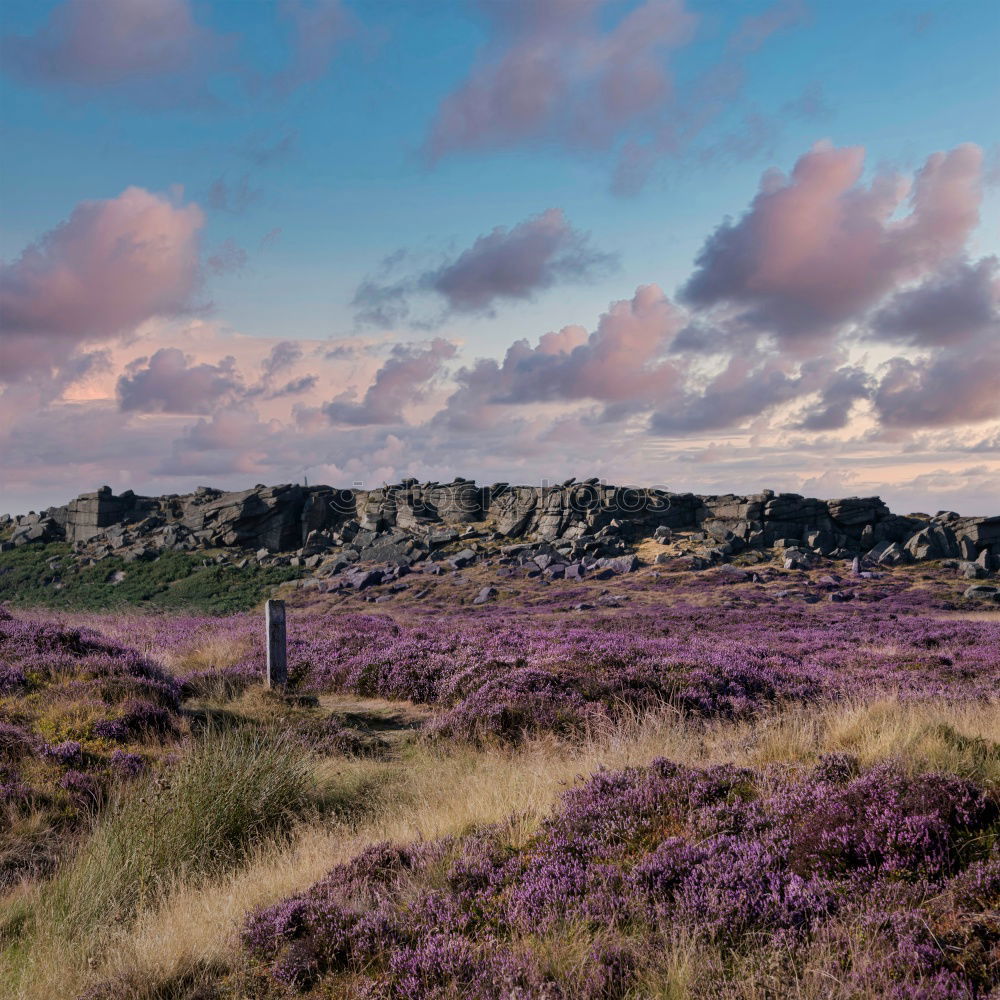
0,543,303,614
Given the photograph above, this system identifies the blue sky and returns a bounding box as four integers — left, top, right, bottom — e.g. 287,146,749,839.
1,0,999,513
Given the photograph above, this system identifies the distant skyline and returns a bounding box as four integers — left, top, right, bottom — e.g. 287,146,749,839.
1,0,999,514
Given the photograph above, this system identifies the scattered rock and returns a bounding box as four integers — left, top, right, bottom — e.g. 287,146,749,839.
473,586,498,605
963,584,1000,603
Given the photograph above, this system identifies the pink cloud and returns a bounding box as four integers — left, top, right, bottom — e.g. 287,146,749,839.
444,284,684,424
0,0,227,106
0,186,204,379
874,347,1000,429
681,143,984,347
117,348,244,414
323,338,458,425
872,256,1000,429
425,0,696,159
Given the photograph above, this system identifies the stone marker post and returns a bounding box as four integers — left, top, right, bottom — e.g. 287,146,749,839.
266,599,287,689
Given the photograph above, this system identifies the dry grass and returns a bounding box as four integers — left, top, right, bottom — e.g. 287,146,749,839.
158,633,255,678
3,695,997,999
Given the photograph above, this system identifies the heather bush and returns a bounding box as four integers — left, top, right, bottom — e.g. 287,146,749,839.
244,759,1000,998
117,596,999,745
0,610,185,887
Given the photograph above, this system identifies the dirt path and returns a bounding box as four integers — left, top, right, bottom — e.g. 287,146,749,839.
317,694,435,747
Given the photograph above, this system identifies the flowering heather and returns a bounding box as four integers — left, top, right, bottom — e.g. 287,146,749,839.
99,582,1000,744
244,758,1000,998
0,608,183,885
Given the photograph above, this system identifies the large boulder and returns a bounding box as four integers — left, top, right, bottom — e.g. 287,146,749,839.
868,540,908,566
61,486,144,543
11,514,63,546
904,524,960,561
491,487,538,537
181,484,306,551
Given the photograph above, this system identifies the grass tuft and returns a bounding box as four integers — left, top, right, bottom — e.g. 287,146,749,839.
46,726,314,938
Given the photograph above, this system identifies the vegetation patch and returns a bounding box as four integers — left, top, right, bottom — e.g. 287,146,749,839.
0,543,303,614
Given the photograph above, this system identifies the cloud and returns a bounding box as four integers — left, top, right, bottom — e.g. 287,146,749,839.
680,142,983,348
261,341,304,378
1,0,350,108
323,338,457,425
0,0,228,107
648,354,810,434
207,174,261,215
432,209,617,313
269,374,319,398
869,256,999,347
873,352,1000,429
270,0,350,96
0,186,204,379
206,239,249,276
443,284,683,426
117,348,244,414
353,209,616,326
728,0,809,53
425,0,697,160
872,263,1000,429
242,129,299,166
794,365,873,431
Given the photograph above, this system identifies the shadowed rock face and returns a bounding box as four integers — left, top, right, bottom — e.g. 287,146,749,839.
4,482,998,577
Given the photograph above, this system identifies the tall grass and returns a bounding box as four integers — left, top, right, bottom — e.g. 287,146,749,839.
4,697,998,999
48,726,314,937
0,726,322,999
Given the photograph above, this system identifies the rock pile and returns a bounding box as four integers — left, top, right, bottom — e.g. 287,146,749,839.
3,480,998,592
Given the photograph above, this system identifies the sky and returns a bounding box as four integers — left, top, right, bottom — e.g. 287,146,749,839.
1,0,998,516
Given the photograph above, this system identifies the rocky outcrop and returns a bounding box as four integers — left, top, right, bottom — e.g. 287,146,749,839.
4,482,997,587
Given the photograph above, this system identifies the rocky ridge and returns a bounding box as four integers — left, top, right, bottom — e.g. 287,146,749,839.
2,480,999,602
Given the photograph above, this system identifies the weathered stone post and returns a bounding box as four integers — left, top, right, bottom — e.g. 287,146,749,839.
851,556,861,576
266,599,287,689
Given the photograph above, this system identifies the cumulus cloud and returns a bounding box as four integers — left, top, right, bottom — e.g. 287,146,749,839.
649,354,808,434
323,338,457,425
3,138,998,514
871,266,1000,430
681,142,983,348
432,209,616,313
869,256,999,347
425,0,696,159
0,186,204,379
873,349,1000,429
353,209,616,326
443,284,683,426
117,348,243,414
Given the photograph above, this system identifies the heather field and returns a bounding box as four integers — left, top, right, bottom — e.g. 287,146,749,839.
1,564,998,999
